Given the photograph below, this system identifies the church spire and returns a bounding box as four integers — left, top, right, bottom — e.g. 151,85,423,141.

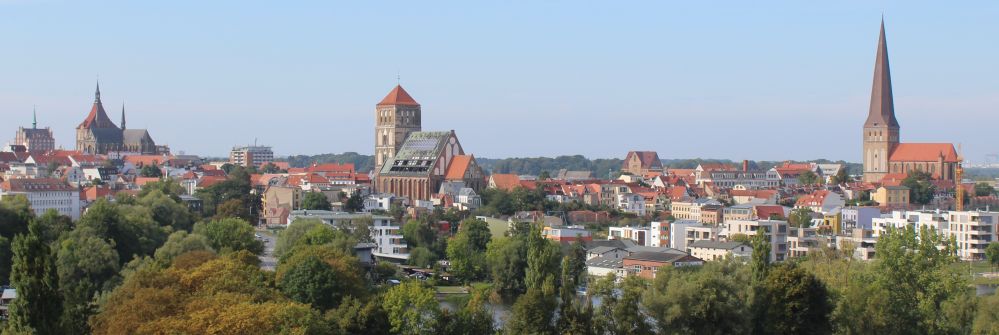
121,103,126,129
864,18,900,128
32,105,37,129
95,80,102,103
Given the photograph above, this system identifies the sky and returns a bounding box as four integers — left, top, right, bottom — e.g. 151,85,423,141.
1,1,997,163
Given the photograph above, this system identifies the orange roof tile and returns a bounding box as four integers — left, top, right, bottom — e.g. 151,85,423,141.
490,174,521,191
377,85,420,106
445,155,473,180
889,143,959,163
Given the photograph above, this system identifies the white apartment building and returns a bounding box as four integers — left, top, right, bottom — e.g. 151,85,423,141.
723,219,789,262
871,210,999,261
285,210,408,261
229,145,274,167
668,220,701,251
608,225,651,245
946,211,997,261
0,178,81,220
616,193,646,216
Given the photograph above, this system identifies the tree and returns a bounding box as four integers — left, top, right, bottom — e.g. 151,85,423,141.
195,166,261,223
975,183,996,197
506,288,558,335
280,256,345,310
153,230,215,264
556,252,593,335
6,222,63,335
987,242,999,272
525,224,561,294
382,281,439,335
798,170,820,185
973,292,999,335
589,274,651,335
445,218,492,283
757,263,832,335
327,296,391,335
301,192,332,211
537,170,551,181
56,229,121,334
33,209,73,245
192,218,264,254
275,218,323,257
276,244,366,309
788,207,814,228
91,251,326,334
901,171,936,205
485,236,527,297
77,199,167,265
0,194,32,239
644,262,750,335
750,230,771,284
830,168,852,184
139,165,162,178
407,247,434,268
261,162,282,173
853,225,965,334
344,191,365,213
137,189,195,232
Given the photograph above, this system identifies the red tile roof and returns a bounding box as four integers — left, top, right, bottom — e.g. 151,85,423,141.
377,85,420,106
490,174,521,191
198,175,227,188
889,143,959,163
0,152,20,163
796,190,831,207
624,151,662,170
306,163,354,173
134,177,161,187
754,205,786,220
445,155,473,180
81,185,113,201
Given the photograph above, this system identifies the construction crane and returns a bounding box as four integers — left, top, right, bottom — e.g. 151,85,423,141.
956,144,965,211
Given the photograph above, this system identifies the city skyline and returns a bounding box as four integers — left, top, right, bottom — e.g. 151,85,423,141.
2,1,997,162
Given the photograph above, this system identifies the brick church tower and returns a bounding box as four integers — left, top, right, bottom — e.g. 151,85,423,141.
862,19,900,182
374,85,422,172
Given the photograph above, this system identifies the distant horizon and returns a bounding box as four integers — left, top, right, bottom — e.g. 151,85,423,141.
3,1,997,164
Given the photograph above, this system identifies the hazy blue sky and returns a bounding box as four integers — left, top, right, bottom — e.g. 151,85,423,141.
2,1,997,163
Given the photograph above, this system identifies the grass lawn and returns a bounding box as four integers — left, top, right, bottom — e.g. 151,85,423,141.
948,261,999,285
436,286,469,294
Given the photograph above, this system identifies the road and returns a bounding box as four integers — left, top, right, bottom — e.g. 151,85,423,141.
258,229,277,271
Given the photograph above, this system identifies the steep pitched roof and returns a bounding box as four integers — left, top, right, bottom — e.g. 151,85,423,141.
379,131,458,176
864,19,900,128
377,85,420,107
624,151,662,170
445,155,474,180
889,143,959,163
79,84,119,129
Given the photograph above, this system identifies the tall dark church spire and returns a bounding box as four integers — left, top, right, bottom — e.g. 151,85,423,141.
95,81,102,103
32,105,37,129
121,103,126,130
864,18,900,128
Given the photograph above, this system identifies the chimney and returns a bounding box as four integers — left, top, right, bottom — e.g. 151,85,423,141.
742,160,749,172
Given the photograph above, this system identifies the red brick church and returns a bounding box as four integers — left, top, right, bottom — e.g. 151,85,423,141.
862,20,959,183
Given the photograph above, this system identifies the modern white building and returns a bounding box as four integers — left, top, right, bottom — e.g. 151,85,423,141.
285,210,408,261
229,145,274,167
0,178,81,220
722,219,789,262
616,193,646,216
687,240,752,261
868,210,999,261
